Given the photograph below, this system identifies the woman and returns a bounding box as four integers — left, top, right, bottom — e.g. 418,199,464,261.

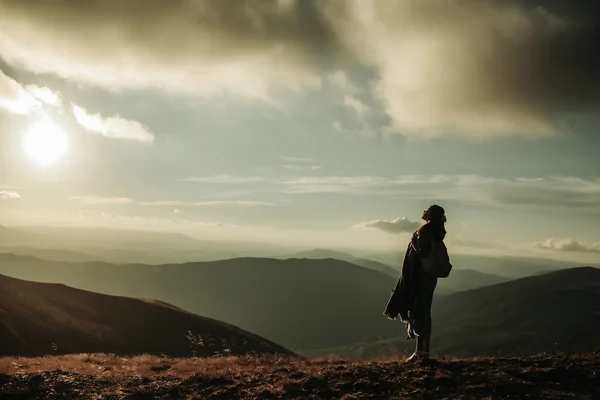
383,204,451,361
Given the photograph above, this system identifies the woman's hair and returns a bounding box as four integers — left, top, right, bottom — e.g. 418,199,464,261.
423,204,446,223
423,204,446,240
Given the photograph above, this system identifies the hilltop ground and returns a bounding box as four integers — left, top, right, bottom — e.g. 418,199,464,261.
1,353,598,399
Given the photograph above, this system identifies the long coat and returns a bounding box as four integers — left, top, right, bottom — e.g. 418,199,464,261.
383,223,442,321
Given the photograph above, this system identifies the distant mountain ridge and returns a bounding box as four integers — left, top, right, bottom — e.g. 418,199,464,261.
316,267,600,358
0,255,399,350
0,273,293,358
1,253,597,358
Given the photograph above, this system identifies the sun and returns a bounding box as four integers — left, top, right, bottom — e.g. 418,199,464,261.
22,119,68,166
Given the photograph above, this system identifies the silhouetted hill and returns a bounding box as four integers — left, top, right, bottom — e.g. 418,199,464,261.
0,255,399,350
3,254,596,358
0,246,104,263
287,248,356,261
0,274,292,358
436,268,510,294
349,259,509,294
363,251,579,278
320,267,600,358
350,258,400,277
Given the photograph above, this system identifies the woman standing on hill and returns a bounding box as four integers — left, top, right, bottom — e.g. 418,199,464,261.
384,204,451,361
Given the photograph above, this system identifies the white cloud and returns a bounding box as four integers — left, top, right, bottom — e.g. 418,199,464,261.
536,238,600,254
70,196,136,205
0,191,21,199
180,175,266,184
0,69,38,114
343,94,369,116
278,156,315,163
278,175,600,211
181,174,600,212
139,200,274,207
78,211,122,219
25,85,62,107
357,217,421,234
283,164,321,171
70,195,273,207
72,104,155,142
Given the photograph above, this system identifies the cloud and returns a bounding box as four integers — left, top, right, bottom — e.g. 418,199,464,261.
70,195,273,207
25,85,62,107
0,190,21,199
182,174,600,211
336,0,600,139
78,211,122,219
283,164,322,171
536,238,600,254
78,210,237,228
357,217,421,234
450,235,507,250
69,196,136,205
343,94,369,116
279,175,600,211
0,0,333,103
279,156,315,163
0,69,38,114
1,1,598,138
72,104,155,142
180,175,266,184
139,200,274,207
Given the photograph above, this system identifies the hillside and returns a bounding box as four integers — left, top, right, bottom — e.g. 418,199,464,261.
363,251,578,278
0,255,399,350
350,258,400,278
349,258,510,294
436,268,510,294
0,274,292,358
287,248,357,261
2,254,597,358
325,267,600,359
1,353,598,399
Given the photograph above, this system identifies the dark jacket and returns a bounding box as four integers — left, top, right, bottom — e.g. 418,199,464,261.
383,222,446,321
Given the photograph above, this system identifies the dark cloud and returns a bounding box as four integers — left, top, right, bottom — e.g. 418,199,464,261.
0,0,346,100
359,217,421,234
0,1,599,137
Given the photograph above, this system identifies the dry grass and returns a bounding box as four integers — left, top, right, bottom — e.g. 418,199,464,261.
1,352,598,399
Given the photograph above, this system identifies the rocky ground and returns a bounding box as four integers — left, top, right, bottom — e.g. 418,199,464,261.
1,352,598,399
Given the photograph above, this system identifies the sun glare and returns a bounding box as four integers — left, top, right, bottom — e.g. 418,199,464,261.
22,119,68,166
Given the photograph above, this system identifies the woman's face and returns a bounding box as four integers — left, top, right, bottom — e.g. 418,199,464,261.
422,209,430,221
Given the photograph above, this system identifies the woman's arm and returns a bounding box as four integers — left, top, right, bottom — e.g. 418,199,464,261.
415,225,434,258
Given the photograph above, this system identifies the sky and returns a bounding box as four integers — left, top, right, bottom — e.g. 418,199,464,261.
0,0,599,263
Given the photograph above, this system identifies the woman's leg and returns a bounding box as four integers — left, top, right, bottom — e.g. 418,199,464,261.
416,336,424,352
420,276,437,357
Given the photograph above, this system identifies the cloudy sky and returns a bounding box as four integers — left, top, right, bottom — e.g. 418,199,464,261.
0,0,599,263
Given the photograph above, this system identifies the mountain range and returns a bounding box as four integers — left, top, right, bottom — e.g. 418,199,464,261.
313,267,600,358
1,253,598,358
0,273,292,358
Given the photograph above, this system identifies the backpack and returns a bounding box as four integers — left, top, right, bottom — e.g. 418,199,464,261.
411,240,452,278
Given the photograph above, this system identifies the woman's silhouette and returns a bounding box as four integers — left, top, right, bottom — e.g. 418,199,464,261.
384,204,451,361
